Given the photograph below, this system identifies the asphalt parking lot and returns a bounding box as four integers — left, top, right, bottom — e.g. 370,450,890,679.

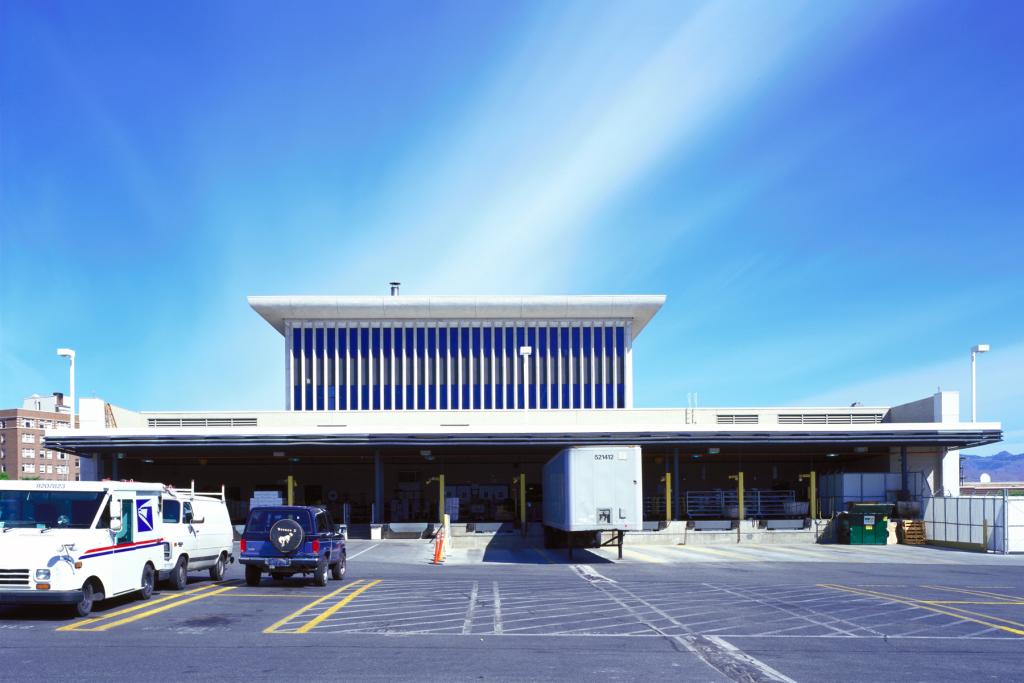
2,541,1023,682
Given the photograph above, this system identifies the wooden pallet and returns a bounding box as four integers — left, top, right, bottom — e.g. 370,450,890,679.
899,520,926,545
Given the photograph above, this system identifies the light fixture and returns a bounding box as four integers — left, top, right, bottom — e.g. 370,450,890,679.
854,446,868,454
273,451,286,458
971,344,991,422
289,457,301,463
142,458,155,464
420,449,434,461
707,447,720,455
825,452,839,458
691,454,702,460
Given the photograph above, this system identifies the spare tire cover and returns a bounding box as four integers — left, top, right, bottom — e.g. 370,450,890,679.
269,518,305,554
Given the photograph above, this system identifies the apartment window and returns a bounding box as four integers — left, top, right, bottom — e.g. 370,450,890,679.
22,448,35,459
0,420,5,428
0,433,4,443
45,465,53,474
45,451,53,459
1,448,5,459
22,433,35,443
22,463,35,473
58,452,67,460
57,465,68,475
0,465,5,473
23,419,33,428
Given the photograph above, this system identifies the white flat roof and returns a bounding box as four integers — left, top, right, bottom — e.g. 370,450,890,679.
248,294,666,339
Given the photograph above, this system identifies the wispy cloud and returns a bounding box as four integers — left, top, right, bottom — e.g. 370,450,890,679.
794,340,1024,423
309,3,869,294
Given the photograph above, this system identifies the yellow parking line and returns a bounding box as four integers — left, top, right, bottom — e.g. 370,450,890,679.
82,586,237,632
58,583,221,632
263,580,364,634
819,584,1024,637
675,545,747,561
222,593,315,598
757,545,832,560
295,580,381,633
622,548,667,564
922,585,1024,602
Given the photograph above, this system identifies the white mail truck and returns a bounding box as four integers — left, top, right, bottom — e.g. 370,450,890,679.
0,479,231,617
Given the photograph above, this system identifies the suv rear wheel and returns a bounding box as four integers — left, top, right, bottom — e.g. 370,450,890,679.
331,556,345,580
313,559,328,587
245,565,261,587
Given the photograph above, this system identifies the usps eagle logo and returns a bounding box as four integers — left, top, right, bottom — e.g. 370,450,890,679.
136,499,155,533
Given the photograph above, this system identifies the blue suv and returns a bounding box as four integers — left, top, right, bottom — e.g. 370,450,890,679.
240,506,346,587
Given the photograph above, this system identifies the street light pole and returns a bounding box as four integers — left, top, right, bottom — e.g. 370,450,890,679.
971,344,990,422
56,348,76,430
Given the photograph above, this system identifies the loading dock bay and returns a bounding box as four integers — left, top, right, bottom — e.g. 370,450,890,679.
3,542,1024,681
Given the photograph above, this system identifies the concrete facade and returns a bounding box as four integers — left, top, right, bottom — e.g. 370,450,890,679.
43,293,1001,525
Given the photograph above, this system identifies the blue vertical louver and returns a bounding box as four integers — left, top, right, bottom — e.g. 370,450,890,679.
289,321,628,412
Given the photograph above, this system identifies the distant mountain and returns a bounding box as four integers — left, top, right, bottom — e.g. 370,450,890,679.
960,451,1024,482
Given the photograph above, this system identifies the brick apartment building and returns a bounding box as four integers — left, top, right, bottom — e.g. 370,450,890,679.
0,393,79,480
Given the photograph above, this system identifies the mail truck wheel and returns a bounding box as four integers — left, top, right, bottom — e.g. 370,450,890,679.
331,556,345,580
245,565,261,586
169,557,188,590
268,518,304,554
209,556,226,582
140,564,155,600
73,581,95,617
313,559,328,587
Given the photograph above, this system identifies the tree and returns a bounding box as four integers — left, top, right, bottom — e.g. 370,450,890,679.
0,472,8,480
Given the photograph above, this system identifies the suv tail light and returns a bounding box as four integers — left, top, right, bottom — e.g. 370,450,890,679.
312,539,320,554
240,538,247,553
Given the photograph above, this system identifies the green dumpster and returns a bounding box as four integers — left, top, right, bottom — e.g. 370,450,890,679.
841,503,893,545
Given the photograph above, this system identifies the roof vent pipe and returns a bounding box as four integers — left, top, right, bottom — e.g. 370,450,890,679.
389,281,401,296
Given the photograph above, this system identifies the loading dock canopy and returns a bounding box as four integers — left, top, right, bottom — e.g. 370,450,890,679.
46,424,1002,454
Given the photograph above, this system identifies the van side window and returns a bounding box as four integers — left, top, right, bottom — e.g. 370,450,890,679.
163,500,181,524
183,502,194,524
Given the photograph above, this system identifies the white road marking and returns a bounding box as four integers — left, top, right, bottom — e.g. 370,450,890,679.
462,581,479,635
570,564,616,583
492,581,503,634
347,544,380,560
569,569,797,682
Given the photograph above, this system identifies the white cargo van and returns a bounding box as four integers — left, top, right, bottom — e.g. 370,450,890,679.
0,480,166,617
159,483,235,590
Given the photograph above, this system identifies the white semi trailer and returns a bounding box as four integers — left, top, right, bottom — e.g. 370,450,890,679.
542,445,642,559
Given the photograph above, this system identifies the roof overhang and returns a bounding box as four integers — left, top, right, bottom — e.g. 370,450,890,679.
248,295,666,340
46,424,1003,454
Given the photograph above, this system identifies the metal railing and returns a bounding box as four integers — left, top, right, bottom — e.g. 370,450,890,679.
685,490,796,518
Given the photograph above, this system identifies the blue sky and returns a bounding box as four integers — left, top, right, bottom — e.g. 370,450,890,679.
2,2,1022,454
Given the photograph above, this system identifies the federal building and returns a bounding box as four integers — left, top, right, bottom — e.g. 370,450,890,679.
46,291,1002,527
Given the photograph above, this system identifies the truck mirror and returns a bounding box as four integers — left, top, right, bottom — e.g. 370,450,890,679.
109,500,122,531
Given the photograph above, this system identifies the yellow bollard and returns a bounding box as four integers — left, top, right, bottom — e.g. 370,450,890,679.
799,471,817,520
661,472,672,523
728,472,744,542
438,473,445,524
